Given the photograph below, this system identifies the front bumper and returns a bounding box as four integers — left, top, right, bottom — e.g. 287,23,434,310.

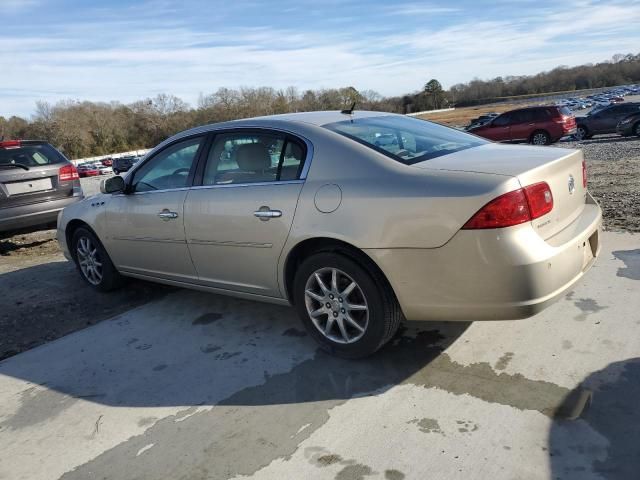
365,194,602,321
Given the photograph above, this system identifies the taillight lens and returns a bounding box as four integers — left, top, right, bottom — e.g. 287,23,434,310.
59,164,79,181
0,140,21,149
462,189,531,229
523,182,554,219
582,159,587,188
463,182,554,230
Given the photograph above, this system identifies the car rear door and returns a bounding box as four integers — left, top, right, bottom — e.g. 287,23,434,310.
183,129,308,297
508,109,536,141
105,135,205,282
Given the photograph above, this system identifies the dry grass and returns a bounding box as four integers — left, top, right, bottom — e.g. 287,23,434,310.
417,101,538,127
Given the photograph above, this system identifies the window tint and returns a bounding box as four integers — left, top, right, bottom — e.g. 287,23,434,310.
512,110,534,123
132,136,203,193
0,143,66,167
533,109,551,121
203,132,305,185
492,113,512,127
324,115,486,165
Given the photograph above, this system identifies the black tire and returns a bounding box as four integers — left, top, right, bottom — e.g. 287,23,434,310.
575,126,588,141
113,169,119,175
293,252,402,359
71,227,123,291
530,130,551,145
634,122,640,137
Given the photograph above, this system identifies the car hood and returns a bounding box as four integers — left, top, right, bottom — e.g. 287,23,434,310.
412,143,578,178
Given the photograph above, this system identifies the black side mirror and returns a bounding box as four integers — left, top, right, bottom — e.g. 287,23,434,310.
100,175,126,194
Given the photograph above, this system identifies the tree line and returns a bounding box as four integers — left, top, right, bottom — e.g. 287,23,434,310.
1,53,638,159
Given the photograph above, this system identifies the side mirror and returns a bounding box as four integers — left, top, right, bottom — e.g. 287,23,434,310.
100,175,126,194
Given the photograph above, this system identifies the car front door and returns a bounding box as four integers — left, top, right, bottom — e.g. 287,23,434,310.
481,112,512,141
105,135,205,282
183,130,308,298
590,106,627,134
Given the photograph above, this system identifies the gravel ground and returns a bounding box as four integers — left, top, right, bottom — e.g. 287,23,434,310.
1,135,639,361
556,134,640,232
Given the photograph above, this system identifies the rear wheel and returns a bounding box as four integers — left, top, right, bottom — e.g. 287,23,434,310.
530,130,551,145
575,126,588,141
113,169,120,175
71,227,123,291
293,252,402,358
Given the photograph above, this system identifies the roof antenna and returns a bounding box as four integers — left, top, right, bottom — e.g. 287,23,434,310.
341,102,356,115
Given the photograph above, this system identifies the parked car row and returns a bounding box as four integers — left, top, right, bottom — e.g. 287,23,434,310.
466,105,576,145
112,155,143,174
76,161,111,177
554,84,639,112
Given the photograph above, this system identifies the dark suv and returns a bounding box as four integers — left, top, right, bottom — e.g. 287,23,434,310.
112,155,141,175
0,140,83,234
576,103,640,140
468,106,576,145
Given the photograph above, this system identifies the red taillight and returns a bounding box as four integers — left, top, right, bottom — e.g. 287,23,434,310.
0,140,21,149
463,182,554,230
59,164,79,181
523,182,554,219
582,159,587,188
462,189,531,229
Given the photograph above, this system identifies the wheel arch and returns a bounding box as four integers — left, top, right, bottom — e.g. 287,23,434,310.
65,219,100,261
282,237,398,306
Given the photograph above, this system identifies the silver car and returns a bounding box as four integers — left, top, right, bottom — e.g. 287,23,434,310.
57,111,602,358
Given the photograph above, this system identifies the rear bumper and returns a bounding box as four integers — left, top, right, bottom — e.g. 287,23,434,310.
0,196,83,233
365,194,602,321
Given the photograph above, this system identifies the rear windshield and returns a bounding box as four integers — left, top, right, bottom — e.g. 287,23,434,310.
0,143,66,167
323,115,487,165
558,106,573,117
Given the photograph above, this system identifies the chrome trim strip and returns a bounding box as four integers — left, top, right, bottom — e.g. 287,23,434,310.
112,236,186,244
189,239,273,248
190,179,303,191
112,186,191,197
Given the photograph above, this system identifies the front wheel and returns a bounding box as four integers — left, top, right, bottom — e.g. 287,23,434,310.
113,169,120,175
575,126,588,141
634,122,640,137
293,252,402,358
530,130,551,145
72,227,123,291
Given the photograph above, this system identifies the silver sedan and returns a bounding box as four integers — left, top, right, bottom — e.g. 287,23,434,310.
57,111,602,358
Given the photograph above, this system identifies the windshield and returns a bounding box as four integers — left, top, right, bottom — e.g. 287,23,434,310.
323,115,487,165
0,143,66,167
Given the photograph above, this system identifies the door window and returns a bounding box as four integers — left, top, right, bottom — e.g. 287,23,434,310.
203,132,305,185
492,113,513,127
131,136,203,193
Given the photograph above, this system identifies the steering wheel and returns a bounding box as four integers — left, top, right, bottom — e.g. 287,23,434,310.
172,168,190,175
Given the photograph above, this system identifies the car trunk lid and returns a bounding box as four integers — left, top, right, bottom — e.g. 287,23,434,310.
414,143,588,239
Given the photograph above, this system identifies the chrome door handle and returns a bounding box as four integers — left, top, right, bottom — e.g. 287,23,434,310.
158,209,178,220
254,208,282,220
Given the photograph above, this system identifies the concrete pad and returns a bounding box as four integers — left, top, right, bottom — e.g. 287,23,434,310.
0,231,638,480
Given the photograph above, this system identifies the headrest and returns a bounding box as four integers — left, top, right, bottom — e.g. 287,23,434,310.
236,143,271,171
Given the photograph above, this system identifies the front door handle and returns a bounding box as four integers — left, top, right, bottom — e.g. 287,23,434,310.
254,207,282,221
158,209,179,221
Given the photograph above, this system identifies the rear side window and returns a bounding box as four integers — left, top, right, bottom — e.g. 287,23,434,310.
0,143,66,167
202,131,305,186
324,115,486,165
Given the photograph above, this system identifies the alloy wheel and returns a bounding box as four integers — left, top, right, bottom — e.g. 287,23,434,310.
576,127,586,140
304,267,369,344
532,133,549,145
76,236,103,285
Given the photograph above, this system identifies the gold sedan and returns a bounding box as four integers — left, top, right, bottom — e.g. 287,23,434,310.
57,111,602,358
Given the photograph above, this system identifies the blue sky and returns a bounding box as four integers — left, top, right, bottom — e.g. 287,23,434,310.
1,0,639,118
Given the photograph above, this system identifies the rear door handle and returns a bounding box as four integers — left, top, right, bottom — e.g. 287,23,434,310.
254,207,282,221
158,209,178,220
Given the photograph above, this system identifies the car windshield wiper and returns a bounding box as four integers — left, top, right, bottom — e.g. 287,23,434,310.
0,163,30,170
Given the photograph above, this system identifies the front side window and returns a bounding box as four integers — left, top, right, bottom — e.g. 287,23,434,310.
203,132,305,185
132,136,203,193
324,115,487,165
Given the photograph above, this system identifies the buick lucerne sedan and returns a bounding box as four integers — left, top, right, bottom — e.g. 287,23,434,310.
57,111,602,358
